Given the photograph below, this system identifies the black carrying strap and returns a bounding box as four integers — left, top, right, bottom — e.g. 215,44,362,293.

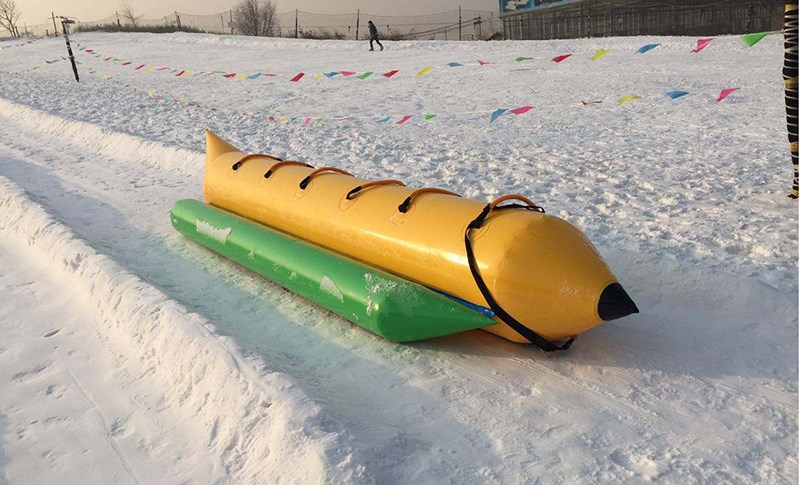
465,204,575,353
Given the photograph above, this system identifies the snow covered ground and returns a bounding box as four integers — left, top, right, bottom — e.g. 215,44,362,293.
0,32,796,483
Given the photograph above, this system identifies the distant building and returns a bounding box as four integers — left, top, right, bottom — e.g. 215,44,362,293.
500,0,785,40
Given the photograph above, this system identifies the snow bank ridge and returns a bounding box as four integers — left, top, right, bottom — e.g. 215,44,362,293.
0,176,366,484
0,97,202,176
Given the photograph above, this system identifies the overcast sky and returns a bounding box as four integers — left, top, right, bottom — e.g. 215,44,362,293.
20,0,500,27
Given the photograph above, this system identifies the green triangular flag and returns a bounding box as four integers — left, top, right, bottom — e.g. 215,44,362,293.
515,56,532,62
741,32,769,47
424,113,436,120
356,71,374,80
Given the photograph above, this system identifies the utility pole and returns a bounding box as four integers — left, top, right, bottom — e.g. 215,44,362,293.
459,5,462,41
116,11,121,27
175,11,181,30
295,9,299,38
58,17,79,82
355,9,360,40
51,12,59,36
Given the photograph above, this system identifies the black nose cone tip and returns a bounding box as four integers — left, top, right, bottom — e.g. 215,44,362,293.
598,283,639,321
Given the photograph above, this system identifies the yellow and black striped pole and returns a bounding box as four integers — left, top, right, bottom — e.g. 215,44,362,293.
785,4,798,198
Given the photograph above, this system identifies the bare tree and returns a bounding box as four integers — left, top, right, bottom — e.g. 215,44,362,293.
233,0,276,37
119,0,142,28
0,0,21,37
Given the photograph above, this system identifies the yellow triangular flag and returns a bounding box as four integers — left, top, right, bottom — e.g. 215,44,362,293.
590,49,610,61
145,66,154,73
184,70,194,78
417,66,433,77
313,73,322,81
618,95,641,104
235,73,248,80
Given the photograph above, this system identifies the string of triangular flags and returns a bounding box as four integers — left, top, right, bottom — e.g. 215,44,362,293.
57,32,776,85
56,62,745,129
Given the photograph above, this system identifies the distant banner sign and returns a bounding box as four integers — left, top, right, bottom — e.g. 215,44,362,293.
499,0,577,15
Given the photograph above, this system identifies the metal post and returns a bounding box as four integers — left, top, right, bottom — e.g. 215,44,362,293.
459,6,462,40
784,3,799,197
116,11,121,27
356,9,359,40
51,12,59,36
176,11,181,30
230,10,234,34
60,18,79,82
295,9,299,38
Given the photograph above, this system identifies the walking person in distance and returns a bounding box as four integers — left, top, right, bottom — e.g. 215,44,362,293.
368,20,383,51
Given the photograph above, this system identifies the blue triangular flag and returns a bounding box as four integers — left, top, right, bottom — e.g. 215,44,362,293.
490,108,507,123
636,44,660,54
324,72,340,78
447,62,463,67
666,90,690,99
247,73,262,79
378,117,391,123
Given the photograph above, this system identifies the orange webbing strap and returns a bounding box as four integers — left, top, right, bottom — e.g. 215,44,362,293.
264,160,313,178
299,167,353,189
488,194,545,213
346,180,406,200
397,187,460,213
231,153,282,171
464,195,573,352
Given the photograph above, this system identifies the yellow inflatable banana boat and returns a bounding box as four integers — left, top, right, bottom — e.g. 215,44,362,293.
199,131,637,349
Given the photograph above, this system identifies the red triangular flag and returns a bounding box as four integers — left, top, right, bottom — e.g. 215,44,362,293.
175,70,185,77
509,105,533,115
551,54,572,63
121,61,131,66
223,73,236,78
340,71,357,77
383,69,399,78
692,38,714,53
477,60,490,66
396,115,412,125
581,100,603,106
290,72,304,82
716,87,740,102
135,64,145,70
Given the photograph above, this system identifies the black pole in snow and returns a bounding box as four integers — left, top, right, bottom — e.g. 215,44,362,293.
60,18,79,82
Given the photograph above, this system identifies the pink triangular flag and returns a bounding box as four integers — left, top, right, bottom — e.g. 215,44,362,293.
477,60,491,66
383,69,399,78
551,53,572,63
509,105,533,115
340,71,357,77
396,115,412,125
290,72,304,82
304,117,312,126
692,38,714,53
268,115,276,122
716,87,740,102
121,61,131,66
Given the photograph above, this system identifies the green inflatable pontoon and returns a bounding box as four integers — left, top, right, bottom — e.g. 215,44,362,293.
171,199,495,342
